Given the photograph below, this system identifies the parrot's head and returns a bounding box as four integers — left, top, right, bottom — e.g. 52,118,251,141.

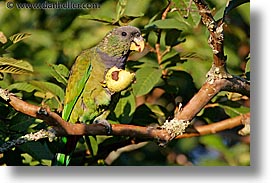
98,26,145,60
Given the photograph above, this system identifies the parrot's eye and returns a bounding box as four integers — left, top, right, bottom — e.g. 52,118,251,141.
121,32,127,36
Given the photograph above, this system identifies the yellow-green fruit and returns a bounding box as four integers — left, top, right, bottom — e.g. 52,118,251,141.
105,66,135,93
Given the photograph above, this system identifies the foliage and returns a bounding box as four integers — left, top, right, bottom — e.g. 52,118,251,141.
0,0,250,166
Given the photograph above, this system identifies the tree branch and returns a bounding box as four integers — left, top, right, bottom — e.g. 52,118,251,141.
2,90,170,142
222,76,250,97
174,76,250,121
161,0,250,137
193,0,226,67
175,113,250,139
0,88,248,146
174,79,226,121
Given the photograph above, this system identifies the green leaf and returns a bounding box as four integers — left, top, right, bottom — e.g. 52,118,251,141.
161,50,183,69
88,136,98,156
79,14,114,24
49,64,69,85
245,54,250,72
230,143,250,165
7,82,39,93
200,135,227,152
145,103,167,124
114,0,148,24
235,2,250,24
24,30,53,48
7,81,64,109
127,55,159,70
245,59,250,80
164,29,185,46
145,19,188,30
1,33,31,50
200,135,238,165
116,0,127,21
171,0,201,27
223,0,250,17
33,48,58,65
198,158,229,166
123,0,148,18
9,113,35,132
133,67,162,96
132,104,159,125
0,57,33,74
176,138,198,153
2,148,24,165
220,104,250,118
165,71,196,97
79,1,117,24
19,141,54,160
182,52,212,88
147,31,158,47
8,80,64,101
29,80,64,101
114,90,136,124
9,33,31,44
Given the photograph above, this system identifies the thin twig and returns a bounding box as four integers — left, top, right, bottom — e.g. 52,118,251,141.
175,113,250,138
155,1,172,76
184,0,193,18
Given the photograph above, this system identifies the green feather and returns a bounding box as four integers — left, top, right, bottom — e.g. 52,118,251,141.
62,61,92,121
55,26,143,166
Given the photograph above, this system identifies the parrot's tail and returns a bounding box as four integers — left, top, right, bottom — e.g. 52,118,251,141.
52,136,80,166
54,153,71,166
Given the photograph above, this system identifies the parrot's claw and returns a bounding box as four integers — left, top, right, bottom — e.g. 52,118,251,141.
93,119,112,135
37,107,48,116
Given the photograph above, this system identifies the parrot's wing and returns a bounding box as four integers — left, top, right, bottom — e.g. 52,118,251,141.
62,49,93,121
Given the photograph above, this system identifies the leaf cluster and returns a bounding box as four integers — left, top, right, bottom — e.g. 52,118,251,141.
0,0,250,166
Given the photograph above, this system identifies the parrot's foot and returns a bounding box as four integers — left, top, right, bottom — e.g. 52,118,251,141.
93,119,112,135
37,107,48,116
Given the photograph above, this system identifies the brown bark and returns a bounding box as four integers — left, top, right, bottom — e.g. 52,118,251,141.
176,113,250,138
4,91,249,143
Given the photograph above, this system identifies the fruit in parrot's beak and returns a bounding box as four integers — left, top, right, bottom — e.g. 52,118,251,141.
105,66,135,93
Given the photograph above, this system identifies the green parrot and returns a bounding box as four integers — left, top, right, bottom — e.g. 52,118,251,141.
54,26,144,166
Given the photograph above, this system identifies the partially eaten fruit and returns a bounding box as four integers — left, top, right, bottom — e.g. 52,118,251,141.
104,66,135,93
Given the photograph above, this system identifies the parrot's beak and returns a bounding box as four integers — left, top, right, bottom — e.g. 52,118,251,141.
130,37,145,52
